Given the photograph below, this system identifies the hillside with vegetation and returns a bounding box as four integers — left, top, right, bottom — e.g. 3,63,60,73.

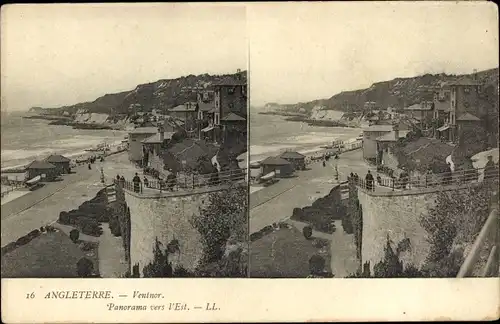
268,68,499,115
28,70,247,117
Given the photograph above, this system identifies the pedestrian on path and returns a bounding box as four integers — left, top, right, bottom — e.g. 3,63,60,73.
365,170,374,191
322,160,326,167
133,173,141,193
143,176,149,188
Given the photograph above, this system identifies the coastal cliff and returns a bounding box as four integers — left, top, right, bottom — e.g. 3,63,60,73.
28,70,247,117
264,68,499,117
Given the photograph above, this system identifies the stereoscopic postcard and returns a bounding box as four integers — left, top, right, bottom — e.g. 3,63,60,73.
1,2,498,323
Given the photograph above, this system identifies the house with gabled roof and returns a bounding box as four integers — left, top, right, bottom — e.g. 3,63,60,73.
280,151,306,171
26,160,58,181
260,156,294,178
44,154,71,174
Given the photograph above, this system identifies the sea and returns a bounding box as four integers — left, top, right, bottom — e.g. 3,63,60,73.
249,111,362,163
1,111,127,170
1,110,362,170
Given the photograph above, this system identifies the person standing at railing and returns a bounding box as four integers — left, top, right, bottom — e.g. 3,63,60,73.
377,174,382,186
484,155,497,182
365,170,374,191
119,176,125,187
159,178,166,192
133,173,141,193
442,163,453,186
166,173,176,191
143,176,149,188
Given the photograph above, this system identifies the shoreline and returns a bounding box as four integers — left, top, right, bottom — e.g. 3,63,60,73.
249,138,362,164
1,140,127,172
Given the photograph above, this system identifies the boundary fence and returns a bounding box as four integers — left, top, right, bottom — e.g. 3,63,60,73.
350,167,499,192
117,168,247,194
457,207,499,277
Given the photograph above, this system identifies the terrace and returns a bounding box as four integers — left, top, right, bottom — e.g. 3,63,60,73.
113,168,247,198
352,166,499,196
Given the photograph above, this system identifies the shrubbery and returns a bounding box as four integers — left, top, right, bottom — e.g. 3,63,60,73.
302,225,313,240
57,189,109,237
76,258,94,277
69,229,80,243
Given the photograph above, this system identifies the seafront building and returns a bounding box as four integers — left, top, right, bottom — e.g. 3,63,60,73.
259,156,293,178
279,151,306,171
25,160,58,181
127,127,159,166
434,77,487,142
44,154,71,174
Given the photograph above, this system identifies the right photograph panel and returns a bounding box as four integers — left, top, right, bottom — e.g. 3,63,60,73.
248,2,499,278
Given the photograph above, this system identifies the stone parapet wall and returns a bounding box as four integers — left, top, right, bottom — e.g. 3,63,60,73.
358,189,436,272
125,186,230,276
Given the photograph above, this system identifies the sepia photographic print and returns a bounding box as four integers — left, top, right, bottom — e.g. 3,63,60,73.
248,2,499,279
1,4,248,279
1,1,499,323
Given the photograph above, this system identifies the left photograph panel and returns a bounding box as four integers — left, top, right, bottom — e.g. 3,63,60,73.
1,4,249,278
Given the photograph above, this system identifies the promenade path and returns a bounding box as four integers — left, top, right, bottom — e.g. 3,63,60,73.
249,149,376,234
249,149,374,278
1,153,130,247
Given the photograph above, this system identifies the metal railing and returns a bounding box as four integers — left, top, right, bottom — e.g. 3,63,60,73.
116,168,247,194
350,167,499,192
457,207,499,277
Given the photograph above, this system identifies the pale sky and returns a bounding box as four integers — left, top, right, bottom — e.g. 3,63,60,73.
1,3,499,111
1,4,247,111
248,2,499,107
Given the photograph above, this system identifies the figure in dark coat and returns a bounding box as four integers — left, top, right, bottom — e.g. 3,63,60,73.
484,156,497,182
365,170,374,191
132,173,141,193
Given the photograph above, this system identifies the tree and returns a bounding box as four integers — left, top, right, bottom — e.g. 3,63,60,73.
309,255,326,275
69,229,80,243
420,182,492,277
302,225,313,239
373,235,403,277
143,238,174,277
76,258,94,277
191,184,247,264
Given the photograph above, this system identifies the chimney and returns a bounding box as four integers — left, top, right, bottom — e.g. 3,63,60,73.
236,69,242,81
158,125,164,143
393,123,399,140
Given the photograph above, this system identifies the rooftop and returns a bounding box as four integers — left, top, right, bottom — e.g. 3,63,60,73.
402,137,454,161
141,132,176,144
376,130,410,142
129,127,159,134
26,160,56,170
456,112,481,122
362,125,394,132
45,154,71,163
222,112,246,122
169,103,198,112
198,101,215,112
260,156,291,166
280,151,306,159
405,103,433,111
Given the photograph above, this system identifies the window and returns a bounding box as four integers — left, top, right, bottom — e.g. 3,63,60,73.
464,87,470,94
228,87,235,94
